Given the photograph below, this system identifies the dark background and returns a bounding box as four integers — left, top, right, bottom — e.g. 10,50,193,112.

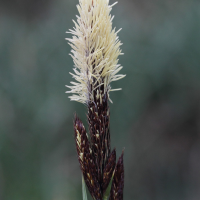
1,0,200,199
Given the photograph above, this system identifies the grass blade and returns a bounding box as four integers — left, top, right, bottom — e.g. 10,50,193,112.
82,175,88,200
103,176,113,200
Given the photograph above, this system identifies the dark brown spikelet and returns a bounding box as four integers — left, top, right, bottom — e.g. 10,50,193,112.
74,115,102,200
109,152,124,200
88,88,111,185
102,148,116,194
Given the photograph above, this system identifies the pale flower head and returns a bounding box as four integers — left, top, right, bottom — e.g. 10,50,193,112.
66,0,125,104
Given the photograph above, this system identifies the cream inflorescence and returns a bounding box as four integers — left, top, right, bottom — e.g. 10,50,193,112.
66,0,125,104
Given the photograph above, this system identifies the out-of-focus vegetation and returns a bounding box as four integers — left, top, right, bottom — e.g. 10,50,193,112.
0,0,200,199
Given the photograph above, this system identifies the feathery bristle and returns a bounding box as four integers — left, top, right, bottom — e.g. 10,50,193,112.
66,0,125,104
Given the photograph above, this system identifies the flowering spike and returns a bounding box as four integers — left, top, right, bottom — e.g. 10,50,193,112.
67,1,125,199
66,0,125,105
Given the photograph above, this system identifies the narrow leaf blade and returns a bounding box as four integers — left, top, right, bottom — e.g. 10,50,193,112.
82,175,88,200
103,176,113,200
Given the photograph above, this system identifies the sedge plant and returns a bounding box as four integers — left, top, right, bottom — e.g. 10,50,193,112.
66,0,125,199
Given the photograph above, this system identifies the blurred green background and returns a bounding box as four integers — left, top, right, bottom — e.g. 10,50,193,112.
1,0,200,199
